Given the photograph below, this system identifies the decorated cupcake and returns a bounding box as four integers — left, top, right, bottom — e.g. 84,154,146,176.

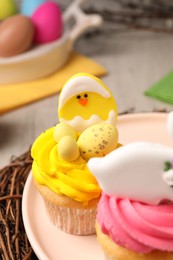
88,112,173,259
31,73,120,235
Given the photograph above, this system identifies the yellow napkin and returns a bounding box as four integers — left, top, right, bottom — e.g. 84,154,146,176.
0,52,106,114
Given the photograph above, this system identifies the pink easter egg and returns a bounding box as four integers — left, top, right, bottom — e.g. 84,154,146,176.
31,1,63,44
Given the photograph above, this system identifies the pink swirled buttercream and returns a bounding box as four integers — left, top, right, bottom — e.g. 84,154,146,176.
97,193,173,253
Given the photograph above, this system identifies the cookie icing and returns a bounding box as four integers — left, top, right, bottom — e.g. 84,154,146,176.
58,73,111,109
88,142,173,205
58,73,118,133
163,169,173,187
60,110,117,133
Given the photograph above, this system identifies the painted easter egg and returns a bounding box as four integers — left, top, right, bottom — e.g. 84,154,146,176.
0,0,17,20
0,15,34,57
31,1,63,44
21,0,46,16
77,123,118,161
58,136,80,162
53,122,77,143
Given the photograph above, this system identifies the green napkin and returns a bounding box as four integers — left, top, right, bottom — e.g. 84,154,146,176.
145,70,173,105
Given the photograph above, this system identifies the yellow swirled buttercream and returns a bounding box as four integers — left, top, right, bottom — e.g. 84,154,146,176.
31,127,101,204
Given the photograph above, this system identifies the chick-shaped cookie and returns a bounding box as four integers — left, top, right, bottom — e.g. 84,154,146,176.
58,73,118,133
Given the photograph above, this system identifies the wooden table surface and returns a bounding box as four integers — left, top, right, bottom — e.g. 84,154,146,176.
1,0,173,168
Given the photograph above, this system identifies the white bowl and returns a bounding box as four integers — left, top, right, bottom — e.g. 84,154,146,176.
0,0,102,84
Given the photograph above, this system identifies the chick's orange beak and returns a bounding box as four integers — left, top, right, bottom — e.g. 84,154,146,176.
78,98,88,106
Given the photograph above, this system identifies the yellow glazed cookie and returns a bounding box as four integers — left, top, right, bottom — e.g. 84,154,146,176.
58,73,118,133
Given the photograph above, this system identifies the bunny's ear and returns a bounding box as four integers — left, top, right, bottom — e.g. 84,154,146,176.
167,112,173,140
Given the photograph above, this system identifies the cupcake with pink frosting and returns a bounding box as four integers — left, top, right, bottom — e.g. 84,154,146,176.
87,112,173,260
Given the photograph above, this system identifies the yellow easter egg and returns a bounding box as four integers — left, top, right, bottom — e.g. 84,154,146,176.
77,123,118,161
58,136,80,162
0,0,17,20
53,122,77,143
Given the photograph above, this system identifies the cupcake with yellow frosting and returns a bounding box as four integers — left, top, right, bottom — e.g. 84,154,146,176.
31,73,119,235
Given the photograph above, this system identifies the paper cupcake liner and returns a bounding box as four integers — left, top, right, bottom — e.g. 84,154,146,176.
44,199,97,235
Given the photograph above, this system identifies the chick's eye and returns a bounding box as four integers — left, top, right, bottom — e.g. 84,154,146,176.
76,95,81,99
84,94,88,98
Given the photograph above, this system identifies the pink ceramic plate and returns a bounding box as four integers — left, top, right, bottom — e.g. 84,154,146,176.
22,113,173,260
